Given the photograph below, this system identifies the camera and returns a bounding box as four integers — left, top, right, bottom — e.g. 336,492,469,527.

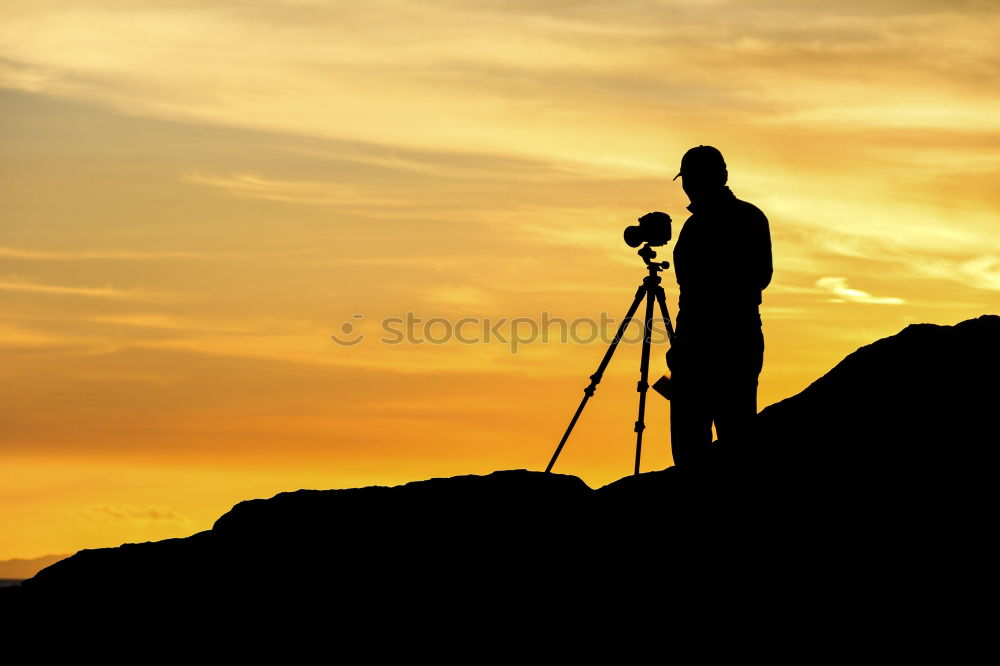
624,212,672,248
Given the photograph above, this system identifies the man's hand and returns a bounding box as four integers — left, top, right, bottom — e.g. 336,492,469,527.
666,336,688,373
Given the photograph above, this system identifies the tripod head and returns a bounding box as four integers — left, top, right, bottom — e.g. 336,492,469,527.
637,243,670,272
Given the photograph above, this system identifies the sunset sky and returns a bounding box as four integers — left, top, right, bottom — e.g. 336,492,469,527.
2,0,998,562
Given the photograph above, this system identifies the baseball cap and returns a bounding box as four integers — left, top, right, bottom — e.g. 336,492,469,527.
673,145,727,181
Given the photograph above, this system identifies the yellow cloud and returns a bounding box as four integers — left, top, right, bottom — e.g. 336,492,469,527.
82,505,189,523
0,276,178,301
816,277,905,304
183,172,397,207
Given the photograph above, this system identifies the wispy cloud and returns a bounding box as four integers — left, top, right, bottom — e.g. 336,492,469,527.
85,505,187,522
913,254,1000,292
423,285,494,309
0,246,318,261
272,143,602,181
88,312,261,333
816,277,905,304
0,321,66,348
75,505,192,528
0,276,177,301
183,172,398,207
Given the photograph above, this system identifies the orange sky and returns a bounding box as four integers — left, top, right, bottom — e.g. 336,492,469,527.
2,0,999,561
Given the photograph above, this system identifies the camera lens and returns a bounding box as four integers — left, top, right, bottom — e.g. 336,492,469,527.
623,225,645,247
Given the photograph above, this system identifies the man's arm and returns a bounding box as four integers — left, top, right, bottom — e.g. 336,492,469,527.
757,211,773,292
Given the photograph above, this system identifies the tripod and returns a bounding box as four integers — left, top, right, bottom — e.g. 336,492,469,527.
545,243,676,476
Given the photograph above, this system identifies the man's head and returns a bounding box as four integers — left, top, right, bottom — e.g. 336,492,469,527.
674,145,728,203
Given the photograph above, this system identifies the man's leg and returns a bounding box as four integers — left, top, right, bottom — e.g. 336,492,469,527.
712,374,758,445
713,328,764,447
670,362,713,469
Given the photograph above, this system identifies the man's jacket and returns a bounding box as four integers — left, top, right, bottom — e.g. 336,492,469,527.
671,186,772,339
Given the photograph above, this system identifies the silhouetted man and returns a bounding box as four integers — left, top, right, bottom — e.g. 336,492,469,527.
665,146,772,468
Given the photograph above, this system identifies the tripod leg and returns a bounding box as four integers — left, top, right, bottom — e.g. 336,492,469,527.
633,285,658,476
545,283,648,473
653,286,675,345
